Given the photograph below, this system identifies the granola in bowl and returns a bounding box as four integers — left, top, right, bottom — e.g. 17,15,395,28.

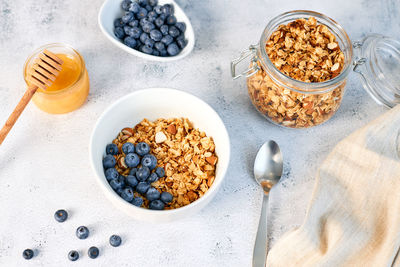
108,118,218,210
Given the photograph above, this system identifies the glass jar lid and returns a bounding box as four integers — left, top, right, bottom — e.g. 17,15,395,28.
353,34,400,108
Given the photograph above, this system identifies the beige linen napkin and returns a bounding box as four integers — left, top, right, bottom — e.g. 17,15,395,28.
267,105,400,267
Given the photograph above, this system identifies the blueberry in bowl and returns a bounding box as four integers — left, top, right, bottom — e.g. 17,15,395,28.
101,138,173,211
113,0,188,57
99,0,195,61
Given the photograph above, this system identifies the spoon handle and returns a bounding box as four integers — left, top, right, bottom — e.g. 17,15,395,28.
252,194,269,267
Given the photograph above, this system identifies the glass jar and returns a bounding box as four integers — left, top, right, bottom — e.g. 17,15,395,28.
231,10,400,128
23,43,90,114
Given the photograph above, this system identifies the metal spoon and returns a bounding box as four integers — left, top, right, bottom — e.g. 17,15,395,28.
252,140,283,267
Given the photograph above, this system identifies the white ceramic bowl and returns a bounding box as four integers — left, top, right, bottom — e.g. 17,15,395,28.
98,0,195,61
89,88,230,222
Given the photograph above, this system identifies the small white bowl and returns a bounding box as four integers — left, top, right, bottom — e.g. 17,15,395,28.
98,0,195,61
89,88,230,222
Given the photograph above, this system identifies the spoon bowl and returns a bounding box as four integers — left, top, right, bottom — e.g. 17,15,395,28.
252,140,283,267
254,140,283,194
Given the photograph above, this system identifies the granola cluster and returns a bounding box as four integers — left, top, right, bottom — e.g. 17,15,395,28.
247,17,346,128
112,118,218,209
266,16,345,82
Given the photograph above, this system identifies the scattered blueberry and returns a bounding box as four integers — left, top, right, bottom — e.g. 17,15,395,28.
136,166,150,181
161,35,173,45
155,167,165,178
150,29,162,41
121,187,134,202
23,249,34,260
121,12,135,24
126,175,138,188
109,235,122,247
54,209,68,223
88,246,99,259
166,15,177,25
110,176,125,191
175,22,186,32
68,250,79,261
114,27,125,39
129,2,140,13
147,172,159,183
125,153,140,168
105,168,119,181
131,196,144,207
146,187,161,201
106,143,119,155
168,26,180,38
135,142,150,156
103,154,116,169
76,226,89,240
167,42,180,56
122,142,135,154
160,191,173,203
141,154,157,170
136,182,150,194
160,24,169,35
149,199,165,210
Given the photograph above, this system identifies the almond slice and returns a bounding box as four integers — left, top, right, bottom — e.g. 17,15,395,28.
167,124,177,135
205,156,218,165
121,127,133,136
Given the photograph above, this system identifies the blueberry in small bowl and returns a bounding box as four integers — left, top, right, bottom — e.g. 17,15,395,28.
98,0,194,61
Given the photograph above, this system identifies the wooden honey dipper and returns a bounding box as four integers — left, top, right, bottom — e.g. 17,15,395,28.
0,50,63,145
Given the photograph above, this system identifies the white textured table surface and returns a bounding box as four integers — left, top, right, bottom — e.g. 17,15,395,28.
0,0,399,266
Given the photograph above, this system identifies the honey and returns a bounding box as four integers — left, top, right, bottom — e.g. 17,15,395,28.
24,43,90,114
45,54,81,92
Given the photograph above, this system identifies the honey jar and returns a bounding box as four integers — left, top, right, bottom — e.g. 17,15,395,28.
23,43,90,114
